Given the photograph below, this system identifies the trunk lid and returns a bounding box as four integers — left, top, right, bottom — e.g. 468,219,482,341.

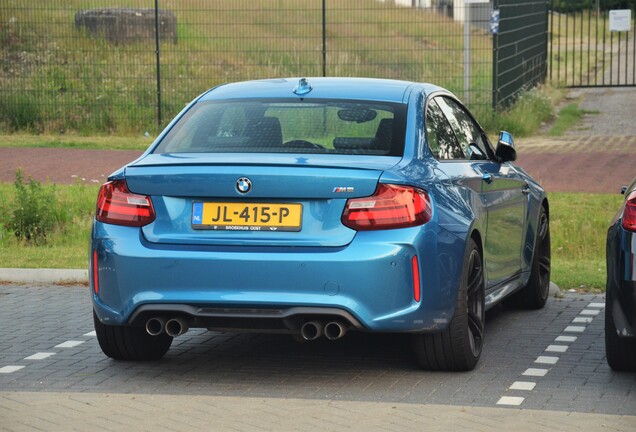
125,153,400,247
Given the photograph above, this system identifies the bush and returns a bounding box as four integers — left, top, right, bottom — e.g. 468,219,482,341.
5,170,61,244
0,93,42,131
480,86,556,137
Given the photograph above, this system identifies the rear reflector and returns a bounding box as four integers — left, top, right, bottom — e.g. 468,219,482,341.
96,180,155,227
623,191,636,232
92,249,99,295
341,184,432,231
412,255,421,302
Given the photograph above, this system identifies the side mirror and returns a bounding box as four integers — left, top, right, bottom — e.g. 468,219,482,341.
495,131,517,163
621,186,628,195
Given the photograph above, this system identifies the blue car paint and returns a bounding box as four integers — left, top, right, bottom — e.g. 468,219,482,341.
92,219,463,332
91,77,546,334
125,162,387,199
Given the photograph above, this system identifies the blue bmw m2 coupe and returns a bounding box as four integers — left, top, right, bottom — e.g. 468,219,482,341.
91,78,550,371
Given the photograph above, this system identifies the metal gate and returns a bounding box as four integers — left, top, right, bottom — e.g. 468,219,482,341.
549,0,636,87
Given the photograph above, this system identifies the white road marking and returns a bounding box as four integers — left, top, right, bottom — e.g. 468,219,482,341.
497,396,525,406
523,368,549,377
545,345,568,353
535,356,559,365
0,366,25,374
83,331,97,337
24,352,56,361
555,335,577,343
496,297,602,410
509,381,536,391
55,340,85,348
580,309,600,316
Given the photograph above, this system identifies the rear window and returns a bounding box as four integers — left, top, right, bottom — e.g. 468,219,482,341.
153,99,407,156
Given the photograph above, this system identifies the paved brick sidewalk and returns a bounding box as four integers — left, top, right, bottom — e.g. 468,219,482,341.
1,135,635,193
1,392,634,432
515,135,636,194
0,147,142,185
1,285,635,431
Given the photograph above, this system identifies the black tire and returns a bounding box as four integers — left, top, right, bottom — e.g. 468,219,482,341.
605,299,636,371
505,205,551,309
93,311,172,361
413,238,485,371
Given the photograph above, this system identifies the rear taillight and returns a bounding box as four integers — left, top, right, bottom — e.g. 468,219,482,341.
342,184,432,231
96,180,155,227
622,191,636,232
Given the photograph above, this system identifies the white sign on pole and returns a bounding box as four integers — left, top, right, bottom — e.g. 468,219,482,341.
609,10,631,32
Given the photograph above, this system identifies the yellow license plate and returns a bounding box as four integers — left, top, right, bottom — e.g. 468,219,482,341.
192,202,302,231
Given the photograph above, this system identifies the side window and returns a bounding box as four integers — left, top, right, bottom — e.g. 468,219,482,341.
435,97,489,160
425,99,464,160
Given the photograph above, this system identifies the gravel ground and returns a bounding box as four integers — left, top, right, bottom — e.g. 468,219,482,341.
565,87,636,136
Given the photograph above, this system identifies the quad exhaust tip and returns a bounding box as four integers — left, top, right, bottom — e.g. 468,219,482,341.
145,316,189,337
145,317,166,336
300,320,348,341
165,317,189,337
300,320,323,341
324,321,347,340
146,316,346,340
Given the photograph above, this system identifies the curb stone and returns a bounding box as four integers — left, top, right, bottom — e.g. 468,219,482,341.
0,268,88,284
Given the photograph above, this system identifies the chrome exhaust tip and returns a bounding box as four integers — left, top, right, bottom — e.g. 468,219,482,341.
165,317,189,337
145,317,166,336
300,320,323,341
324,321,347,340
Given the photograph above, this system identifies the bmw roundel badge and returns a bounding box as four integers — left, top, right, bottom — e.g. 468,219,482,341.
236,177,252,194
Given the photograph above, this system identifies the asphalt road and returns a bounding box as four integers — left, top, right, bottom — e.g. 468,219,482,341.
1,285,635,430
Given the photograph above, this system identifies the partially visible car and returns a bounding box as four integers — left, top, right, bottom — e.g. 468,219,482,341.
606,177,636,371
90,77,551,371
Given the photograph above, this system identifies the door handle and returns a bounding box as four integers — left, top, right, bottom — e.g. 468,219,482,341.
482,173,493,184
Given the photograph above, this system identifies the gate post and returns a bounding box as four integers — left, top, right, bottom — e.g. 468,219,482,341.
154,0,162,128
492,0,499,110
322,0,327,77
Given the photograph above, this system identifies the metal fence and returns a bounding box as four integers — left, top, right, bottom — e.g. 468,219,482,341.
493,0,549,109
0,0,546,134
549,0,636,87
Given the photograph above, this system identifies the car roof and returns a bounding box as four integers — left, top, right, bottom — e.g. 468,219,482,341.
199,77,445,104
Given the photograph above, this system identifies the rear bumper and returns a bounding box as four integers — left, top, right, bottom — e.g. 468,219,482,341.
607,281,636,338
91,221,465,333
606,225,636,338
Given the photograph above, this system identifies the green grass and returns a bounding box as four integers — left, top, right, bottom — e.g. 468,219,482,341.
0,133,152,151
0,0,494,134
0,84,564,150
0,182,99,269
549,192,622,291
0,182,622,291
548,103,598,136
480,86,557,138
